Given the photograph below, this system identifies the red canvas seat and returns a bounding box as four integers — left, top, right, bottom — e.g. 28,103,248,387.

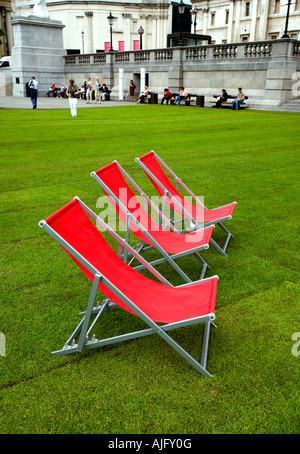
39,197,218,376
91,161,215,281
136,151,237,256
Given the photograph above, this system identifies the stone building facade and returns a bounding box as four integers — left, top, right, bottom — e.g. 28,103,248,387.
15,0,174,53
191,0,300,43
11,0,300,54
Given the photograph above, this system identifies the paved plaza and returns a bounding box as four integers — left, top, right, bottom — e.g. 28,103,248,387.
0,95,136,110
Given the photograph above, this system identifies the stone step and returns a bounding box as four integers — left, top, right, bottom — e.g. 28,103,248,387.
278,100,300,113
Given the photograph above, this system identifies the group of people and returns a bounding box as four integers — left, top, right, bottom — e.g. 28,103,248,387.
29,75,246,116
65,78,110,116
83,77,110,103
213,87,246,110
160,87,188,105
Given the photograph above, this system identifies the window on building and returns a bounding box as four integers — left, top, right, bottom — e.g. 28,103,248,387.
222,39,228,43
274,0,280,14
67,49,80,55
211,13,215,26
225,10,229,24
291,32,298,39
104,42,110,52
241,35,249,42
133,40,140,50
245,2,251,16
118,41,125,51
269,34,279,39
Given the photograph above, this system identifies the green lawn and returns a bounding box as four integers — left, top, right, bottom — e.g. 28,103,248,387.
0,104,299,434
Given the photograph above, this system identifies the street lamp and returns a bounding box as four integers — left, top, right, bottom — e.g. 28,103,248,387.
138,26,144,50
178,0,185,14
178,0,185,46
81,30,84,54
191,6,198,34
107,11,116,51
281,0,292,38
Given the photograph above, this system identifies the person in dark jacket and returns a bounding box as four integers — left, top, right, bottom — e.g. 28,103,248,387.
215,89,228,108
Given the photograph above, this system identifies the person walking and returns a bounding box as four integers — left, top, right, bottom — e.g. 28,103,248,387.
29,76,39,109
66,79,80,117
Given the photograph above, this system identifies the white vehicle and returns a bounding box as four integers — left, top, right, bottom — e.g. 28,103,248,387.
0,56,12,68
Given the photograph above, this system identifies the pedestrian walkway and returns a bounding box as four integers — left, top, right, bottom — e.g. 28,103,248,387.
0,96,135,110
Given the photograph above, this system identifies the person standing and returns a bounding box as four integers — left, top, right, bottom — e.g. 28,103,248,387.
129,80,136,102
86,77,93,104
66,79,79,117
95,77,102,104
29,76,39,109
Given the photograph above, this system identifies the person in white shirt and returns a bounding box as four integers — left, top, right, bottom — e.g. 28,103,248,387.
66,79,80,117
29,76,39,109
86,77,93,104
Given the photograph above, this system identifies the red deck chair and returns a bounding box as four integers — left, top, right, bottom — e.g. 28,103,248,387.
91,161,215,282
38,197,218,377
136,151,237,256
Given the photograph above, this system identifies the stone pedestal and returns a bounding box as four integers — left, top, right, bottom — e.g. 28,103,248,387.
11,16,66,97
262,39,297,107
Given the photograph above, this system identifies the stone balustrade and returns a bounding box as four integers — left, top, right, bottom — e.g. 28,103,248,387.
61,39,300,109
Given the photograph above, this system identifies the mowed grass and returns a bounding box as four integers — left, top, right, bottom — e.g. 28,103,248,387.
0,104,299,434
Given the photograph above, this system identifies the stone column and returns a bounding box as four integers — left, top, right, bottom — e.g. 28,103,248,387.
168,48,183,92
258,0,270,41
202,8,208,35
85,11,93,54
227,1,234,43
263,39,297,106
234,1,241,42
11,16,66,97
119,68,124,100
250,0,258,41
102,52,114,91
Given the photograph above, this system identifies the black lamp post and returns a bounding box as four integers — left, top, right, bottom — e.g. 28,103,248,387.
107,11,116,51
191,6,198,34
81,30,84,54
281,0,292,38
138,26,144,50
178,0,185,46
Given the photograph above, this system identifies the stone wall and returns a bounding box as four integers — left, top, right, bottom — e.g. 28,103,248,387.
0,68,13,96
63,39,300,109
